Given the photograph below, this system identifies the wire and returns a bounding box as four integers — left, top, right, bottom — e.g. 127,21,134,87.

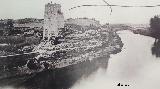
102,0,112,15
69,4,160,10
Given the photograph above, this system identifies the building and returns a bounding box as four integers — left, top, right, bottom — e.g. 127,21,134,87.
43,2,64,41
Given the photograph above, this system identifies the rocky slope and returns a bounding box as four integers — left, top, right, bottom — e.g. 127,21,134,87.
0,24,123,88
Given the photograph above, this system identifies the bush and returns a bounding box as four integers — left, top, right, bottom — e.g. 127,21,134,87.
0,36,25,44
25,36,41,45
0,35,41,53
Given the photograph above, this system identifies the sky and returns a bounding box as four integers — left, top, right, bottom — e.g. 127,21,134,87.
0,0,160,24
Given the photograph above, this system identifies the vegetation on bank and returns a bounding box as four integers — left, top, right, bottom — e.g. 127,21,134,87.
133,15,160,40
0,18,44,55
35,23,123,70
0,19,124,83
0,36,41,54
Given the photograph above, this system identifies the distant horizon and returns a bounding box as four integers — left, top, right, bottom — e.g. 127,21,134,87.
0,17,150,25
0,0,160,24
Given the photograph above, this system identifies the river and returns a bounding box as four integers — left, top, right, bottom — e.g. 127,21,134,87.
71,30,160,89
1,30,160,89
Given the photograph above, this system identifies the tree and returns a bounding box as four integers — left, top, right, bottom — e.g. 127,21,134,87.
3,19,14,36
150,15,160,39
6,19,14,29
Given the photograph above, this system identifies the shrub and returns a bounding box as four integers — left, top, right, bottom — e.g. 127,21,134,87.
0,36,25,44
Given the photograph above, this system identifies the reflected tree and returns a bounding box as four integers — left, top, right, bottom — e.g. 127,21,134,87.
151,39,160,57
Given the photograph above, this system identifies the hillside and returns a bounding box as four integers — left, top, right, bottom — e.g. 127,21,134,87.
0,21,123,85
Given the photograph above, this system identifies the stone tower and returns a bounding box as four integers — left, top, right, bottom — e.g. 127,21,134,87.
43,2,64,41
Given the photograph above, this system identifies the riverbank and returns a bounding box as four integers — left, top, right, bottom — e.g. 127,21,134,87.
132,29,150,36
131,28,160,40
0,25,123,89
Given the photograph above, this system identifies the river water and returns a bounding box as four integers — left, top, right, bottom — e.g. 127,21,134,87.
71,30,160,89
1,30,160,89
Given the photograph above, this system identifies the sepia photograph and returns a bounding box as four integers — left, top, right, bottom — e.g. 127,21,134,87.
0,0,160,89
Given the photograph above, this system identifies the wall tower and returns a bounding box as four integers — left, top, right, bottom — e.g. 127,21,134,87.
43,2,64,41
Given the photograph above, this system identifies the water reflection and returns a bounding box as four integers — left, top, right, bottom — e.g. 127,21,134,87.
151,39,160,57
0,53,109,89
18,56,109,89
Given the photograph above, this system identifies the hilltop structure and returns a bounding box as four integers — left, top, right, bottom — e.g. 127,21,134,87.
43,2,64,41
66,18,101,27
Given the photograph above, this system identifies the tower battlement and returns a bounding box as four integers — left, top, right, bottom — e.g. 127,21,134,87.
43,2,64,41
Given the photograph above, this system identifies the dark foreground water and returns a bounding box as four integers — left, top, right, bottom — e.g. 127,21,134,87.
0,52,110,89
